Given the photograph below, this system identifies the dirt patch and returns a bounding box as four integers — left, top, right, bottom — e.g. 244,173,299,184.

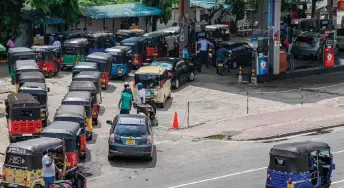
204,131,241,140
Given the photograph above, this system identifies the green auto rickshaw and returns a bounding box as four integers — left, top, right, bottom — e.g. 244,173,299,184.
62,38,88,69
8,47,36,84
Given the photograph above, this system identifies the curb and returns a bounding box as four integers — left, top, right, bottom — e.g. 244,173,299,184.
232,123,344,141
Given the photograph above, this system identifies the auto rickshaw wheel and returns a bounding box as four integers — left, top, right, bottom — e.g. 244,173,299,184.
9,136,15,143
93,118,98,126
10,79,14,85
47,72,53,78
80,152,86,159
33,184,43,188
121,75,126,81
102,85,107,90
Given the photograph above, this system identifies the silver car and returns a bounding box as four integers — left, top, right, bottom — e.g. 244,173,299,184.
291,32,322,59
107,114,154,161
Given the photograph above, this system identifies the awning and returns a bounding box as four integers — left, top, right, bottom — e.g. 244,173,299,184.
191,0,231,9
81,3,162,19
21,10,64,25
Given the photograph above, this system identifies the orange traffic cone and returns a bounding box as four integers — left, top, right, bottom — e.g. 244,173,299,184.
172,112,179,129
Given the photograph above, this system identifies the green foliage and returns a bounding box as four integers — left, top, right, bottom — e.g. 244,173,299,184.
25,0,63,13
79,0,116,7
50,0,80,25
116,0,141,4
143,0,176,25
231,0,245,22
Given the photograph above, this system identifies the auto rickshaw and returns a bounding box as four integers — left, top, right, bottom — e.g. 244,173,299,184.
31,45,62,77
13,60,40,85
62,38,89,69
266,141,335,188
62,91,93,140
18,82,50,127
72,61,98,78
40,121,81,169
54,105,87,158
7,47,36,84
72,71,101,92
85,31,115,54
57,30,85,43
17,72,45,93
205,24,230,42
115,29,145,43
69,81,101,126
85,52,112,89
0,44,7,63
120,36,147,68
1,137,67,188
143,31,168,63
105,46,132,79
5,93,42,142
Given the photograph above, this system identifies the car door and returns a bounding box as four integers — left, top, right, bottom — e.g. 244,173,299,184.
242,43,253,64
175,60,187,82
231,43,244,63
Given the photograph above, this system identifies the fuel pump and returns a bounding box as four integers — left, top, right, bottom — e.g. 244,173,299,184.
323,29,336,68
255,37,270,76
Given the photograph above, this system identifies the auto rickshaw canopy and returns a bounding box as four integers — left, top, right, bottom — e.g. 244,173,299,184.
116,29,145,42
105,46,132,56
31,45,61,53
41,121,81,139
69,81,97,94
269,141,330,158
8,47,36,64
20,82,48,92
19,72,45,83
57,30,86,42
73,71,101,91
86,52,112,72
6,137,64,155
15,60,39,71
63,38,89,48
62,91,92,104
55,104,86,119
161,27,180,35
7,93,40,108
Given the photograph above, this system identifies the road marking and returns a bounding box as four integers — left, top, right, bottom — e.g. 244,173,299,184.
167,149,344,188
167,167,267,188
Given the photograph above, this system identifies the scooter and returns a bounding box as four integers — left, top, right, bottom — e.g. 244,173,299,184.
50,164,87,188
133,84,158,126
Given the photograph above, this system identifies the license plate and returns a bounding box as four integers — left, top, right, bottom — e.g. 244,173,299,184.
218,63,223,67
22,134,32,136
43,67,47,71
126,138,135,145
287,184,294,188
118,69,122,74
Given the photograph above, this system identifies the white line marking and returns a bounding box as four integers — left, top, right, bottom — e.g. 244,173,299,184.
167,167,267,188
167,149,344,188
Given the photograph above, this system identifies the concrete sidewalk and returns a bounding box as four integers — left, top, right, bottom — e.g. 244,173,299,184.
170,103,344,140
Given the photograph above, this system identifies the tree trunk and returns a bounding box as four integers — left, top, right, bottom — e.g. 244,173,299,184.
311,0,316,18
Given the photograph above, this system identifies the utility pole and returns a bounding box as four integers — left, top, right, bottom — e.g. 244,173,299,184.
179,0,190,57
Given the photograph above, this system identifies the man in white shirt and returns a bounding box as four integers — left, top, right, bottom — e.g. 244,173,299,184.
136,83,146,105
197,38,213,68
166,35,175,56
42,152,59,188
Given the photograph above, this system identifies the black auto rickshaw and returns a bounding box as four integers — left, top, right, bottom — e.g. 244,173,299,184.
17,72,45,93
54,105,87,159
69,81,101,125
85,52,112,89
266,141,335,188
205,24,230,42
143,31,168,63
5,93,43,143
57,30,85,43
13,60,40,86
120,36,147,68
31,45,62,77
41,121,81,169
62,38,89,69
1,137,67,188
18,82,50,127
116,29,145,43
62,91,93,140
72,61,98,78
85,31,115,54
105,46,132,80
7,47,36,85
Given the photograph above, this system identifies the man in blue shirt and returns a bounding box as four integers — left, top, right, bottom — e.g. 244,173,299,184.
216,46,230,74
197,38,213,68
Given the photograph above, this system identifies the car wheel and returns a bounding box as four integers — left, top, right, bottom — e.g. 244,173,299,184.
189,72,195,81
316,49,322,60
174,78,180,89
231,61,237,69
147,154,153,161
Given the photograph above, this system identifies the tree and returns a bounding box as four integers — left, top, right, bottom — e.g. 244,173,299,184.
208,5,224,25
143,0,176,31
0,0,25,43
50,0,81,26
79,0,117,7
25,0,63,13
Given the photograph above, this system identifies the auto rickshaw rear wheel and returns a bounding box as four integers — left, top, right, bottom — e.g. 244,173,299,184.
9,136,15,143
34,185,43,188
93,118,98,126
80,152,86,159
102,85,107,90
121,75,126,81
10,79,14,85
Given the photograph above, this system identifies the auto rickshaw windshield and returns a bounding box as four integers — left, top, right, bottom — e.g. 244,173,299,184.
4,150,40,170
135,74,160,88
35,51,55,61
18,90,47,105
268,154,309,173
63,46,83,55
10,108,41,121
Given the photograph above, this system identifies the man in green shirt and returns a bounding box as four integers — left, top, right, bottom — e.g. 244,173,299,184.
118,88,133,114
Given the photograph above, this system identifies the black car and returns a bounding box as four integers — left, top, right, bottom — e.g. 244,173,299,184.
218,41,253,69
151,57,195,89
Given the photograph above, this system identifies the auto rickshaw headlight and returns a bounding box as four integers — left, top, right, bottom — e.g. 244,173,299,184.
2,171,6,181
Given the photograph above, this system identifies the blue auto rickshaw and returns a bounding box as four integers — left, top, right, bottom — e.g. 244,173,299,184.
105,46,132,80
85,31,115,54
266,141,335,188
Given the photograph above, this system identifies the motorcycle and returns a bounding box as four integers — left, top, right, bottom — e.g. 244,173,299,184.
133,84,158,126
217,52,231,76
50,164,87,188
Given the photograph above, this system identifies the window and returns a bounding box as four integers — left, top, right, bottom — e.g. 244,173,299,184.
176,61,185,70
115,124,148,137
242,43,252,51
274,158,286,166
21,111,33,117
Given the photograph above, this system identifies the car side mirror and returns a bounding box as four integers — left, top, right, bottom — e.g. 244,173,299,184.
47,87,50,92
106,120,113,125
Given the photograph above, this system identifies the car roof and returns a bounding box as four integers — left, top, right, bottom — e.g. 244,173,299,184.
206,24,228,31
120,36,146,43
20,82,47,90
69,81,97,92
117,114,147,125
74,71,100,78
7,93,40,106
63,38,88,47
136,66,167,75
161,27,180,34
19,72,45,80
7,137,64,154
42,121,80,135
56,105,86,116
86,52,111,60
8,47,34,53
63,91,92,101
269,141,330,158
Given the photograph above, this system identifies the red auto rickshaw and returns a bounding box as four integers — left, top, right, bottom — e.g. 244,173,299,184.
143,31,168,63
40,121,81,169
31,45,62,77
86,52,112,90
5,93,42,143
120,36,147,69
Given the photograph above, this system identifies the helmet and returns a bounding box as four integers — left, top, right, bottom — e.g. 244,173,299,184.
137,83,143,90
124,82,129,88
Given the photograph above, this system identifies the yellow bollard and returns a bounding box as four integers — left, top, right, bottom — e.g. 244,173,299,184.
239,66,242,75
251,68,255,77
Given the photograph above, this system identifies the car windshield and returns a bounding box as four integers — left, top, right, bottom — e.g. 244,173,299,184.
151,61,173,71
115,124,147,137
135,74,160,87
296,36,313,44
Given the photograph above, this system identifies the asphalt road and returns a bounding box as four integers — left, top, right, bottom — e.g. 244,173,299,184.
86,128,344,188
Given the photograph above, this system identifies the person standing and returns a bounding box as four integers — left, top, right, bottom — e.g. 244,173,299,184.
118,87,133,114
6,38,15,50
48,34,55,45
197,37,213,68
42,152,61,188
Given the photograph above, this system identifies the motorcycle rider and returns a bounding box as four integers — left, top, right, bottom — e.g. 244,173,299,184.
216,46,230,74
136,83,146,114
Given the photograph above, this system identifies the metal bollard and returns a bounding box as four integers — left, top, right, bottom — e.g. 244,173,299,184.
250,68,257,85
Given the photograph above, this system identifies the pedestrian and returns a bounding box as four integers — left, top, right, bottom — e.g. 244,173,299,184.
216,45,229,74
6,38,15,50
42,151,61,188
283,38,289,51
197,37,213,68
135,83,146,114
182,45,189,59
118,87,133,114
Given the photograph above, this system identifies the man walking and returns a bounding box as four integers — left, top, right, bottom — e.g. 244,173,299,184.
197,37,213,68
42,152,61,188
118,87,132,114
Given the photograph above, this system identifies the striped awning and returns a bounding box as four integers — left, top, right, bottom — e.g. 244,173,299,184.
81,3,162,19
191,0,231,9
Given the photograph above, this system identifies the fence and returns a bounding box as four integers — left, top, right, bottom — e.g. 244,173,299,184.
159,82,344,129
